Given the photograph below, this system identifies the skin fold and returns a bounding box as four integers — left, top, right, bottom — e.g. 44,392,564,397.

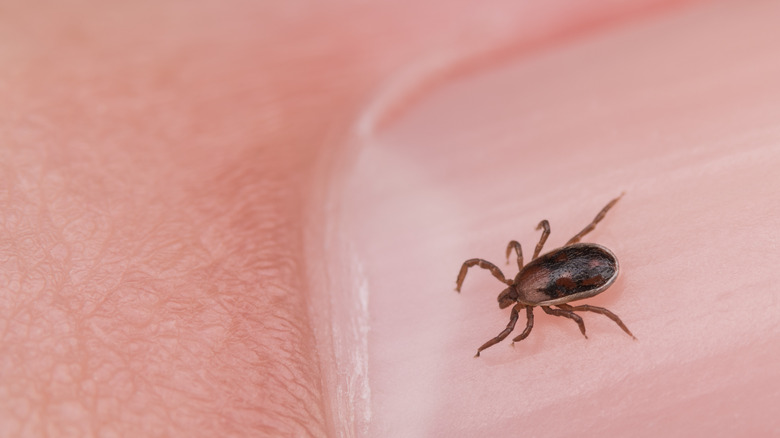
4,0,778,436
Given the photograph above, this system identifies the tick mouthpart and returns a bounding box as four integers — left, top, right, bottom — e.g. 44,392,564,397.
497,286,517,309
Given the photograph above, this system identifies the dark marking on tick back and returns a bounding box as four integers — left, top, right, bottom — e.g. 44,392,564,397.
534,245,616,299
454,193,636,357
582,274,605,287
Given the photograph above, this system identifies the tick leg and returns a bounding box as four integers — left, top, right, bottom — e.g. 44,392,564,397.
475,303,522,357
558,304,636,339
455,259,512,292
505,241,523,271
542,306,588,339
533,220,550,260
565,193,624,246
511,306,535,344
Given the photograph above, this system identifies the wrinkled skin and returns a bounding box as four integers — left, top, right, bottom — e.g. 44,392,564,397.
3,0,780,437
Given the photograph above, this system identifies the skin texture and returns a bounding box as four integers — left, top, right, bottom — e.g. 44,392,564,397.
3,0,778,437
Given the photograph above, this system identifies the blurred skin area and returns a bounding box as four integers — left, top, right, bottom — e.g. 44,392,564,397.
4,0,780,437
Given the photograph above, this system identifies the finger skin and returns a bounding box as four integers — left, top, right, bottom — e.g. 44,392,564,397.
345,1,780,437
1,2,334,435
0,0,717,437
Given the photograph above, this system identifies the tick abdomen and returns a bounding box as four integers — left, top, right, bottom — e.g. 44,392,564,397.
514,243,618,305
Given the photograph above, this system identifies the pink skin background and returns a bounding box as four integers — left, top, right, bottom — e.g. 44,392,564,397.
2,0,779,437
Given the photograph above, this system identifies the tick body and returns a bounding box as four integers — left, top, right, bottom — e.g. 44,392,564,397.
455,194,635,357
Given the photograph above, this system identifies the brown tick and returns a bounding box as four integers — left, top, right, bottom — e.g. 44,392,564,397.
455,194,636,357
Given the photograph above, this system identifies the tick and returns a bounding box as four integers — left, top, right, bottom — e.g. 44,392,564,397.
455,194,636,357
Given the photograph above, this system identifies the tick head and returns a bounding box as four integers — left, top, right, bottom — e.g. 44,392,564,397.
497,286,518,309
